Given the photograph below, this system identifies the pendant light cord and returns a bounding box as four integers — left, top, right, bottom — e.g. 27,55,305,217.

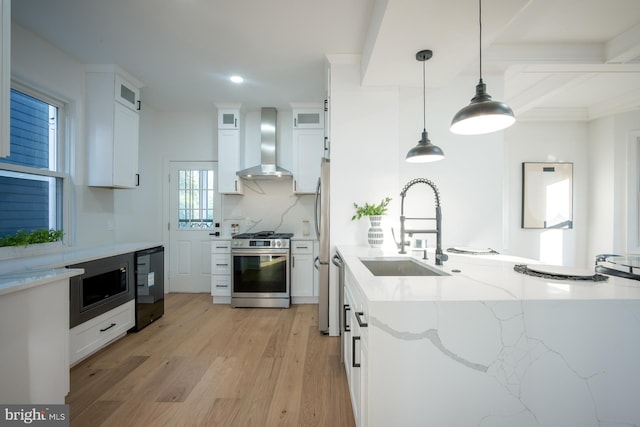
478,0,483,82
422,57,426,131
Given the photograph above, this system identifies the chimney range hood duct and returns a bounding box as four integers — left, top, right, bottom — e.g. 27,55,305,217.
236,107,292,180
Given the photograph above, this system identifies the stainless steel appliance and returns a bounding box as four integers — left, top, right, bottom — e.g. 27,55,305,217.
231,231,293,308
68,252,135,328
314,158,330,332
133,246,164,331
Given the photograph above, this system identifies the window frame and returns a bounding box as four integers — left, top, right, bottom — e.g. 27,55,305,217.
0,80,70,248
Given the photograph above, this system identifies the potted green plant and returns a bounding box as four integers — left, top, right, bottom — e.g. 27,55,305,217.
352,197,391,247
0,229,63,248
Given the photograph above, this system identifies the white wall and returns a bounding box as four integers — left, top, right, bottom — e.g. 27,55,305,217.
398,77,505,252
586,111,640,262
505,121,588,266
11,22,119,248
328,55,400,251
329,55,506,254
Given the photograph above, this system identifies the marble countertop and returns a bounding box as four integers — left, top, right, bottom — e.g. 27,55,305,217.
0,242,162,296
337,245,640,302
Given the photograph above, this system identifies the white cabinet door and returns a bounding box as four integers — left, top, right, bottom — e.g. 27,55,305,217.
86,68,141,188
113,102,139,187
291,240,316,302
292,128,324,194
114,73,140,111
218,129,243,194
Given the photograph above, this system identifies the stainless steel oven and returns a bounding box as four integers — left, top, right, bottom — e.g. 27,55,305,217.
231,231,292,308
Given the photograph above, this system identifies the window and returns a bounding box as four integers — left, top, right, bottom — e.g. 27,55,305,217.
0,87,65,238
177,168,215,229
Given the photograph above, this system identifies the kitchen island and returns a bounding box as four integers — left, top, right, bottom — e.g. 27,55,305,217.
337,245,640,427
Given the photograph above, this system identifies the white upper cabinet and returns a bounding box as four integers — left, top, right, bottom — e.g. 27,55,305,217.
291,103,325,193
86,66,143,188
216,105,244,194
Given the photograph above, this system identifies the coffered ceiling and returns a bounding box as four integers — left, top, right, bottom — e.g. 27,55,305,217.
12,0,640,120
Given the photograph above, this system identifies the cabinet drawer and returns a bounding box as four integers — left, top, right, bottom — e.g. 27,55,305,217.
69,300,134,365
211,240,231,253
211,275,231,296
212,253,231,274
291,241,314,254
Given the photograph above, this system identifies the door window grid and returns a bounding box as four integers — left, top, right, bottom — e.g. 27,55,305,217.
177,169,215,229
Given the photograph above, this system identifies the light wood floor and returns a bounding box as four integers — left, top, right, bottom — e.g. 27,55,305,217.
66,294,355,427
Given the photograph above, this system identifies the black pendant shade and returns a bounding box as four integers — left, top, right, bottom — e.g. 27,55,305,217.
405,50,445,163
450,0,515,135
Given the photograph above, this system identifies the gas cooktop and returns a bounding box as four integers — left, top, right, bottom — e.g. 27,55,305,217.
232,231,294,240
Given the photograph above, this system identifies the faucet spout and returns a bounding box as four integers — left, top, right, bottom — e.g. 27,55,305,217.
398,178,448,266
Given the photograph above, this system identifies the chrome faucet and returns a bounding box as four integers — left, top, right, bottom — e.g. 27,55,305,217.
397,178,448,266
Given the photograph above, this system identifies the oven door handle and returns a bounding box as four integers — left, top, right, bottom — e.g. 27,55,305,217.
232,249,290,256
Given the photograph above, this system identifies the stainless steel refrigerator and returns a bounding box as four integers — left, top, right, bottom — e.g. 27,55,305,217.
314,157,330,333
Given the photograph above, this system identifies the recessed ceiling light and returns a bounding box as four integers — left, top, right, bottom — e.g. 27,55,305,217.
230,75,244,84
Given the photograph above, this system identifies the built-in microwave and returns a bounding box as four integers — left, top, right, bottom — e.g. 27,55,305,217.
69,253,135,328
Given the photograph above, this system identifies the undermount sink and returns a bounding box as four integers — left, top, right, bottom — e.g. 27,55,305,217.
359,257,449,277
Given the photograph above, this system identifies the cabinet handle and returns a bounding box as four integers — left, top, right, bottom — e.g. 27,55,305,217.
355,311,368,327
215,284,228,288
100,323,116,332
137,100,141,111
352,336,361,368
216,263,228,267
294,117,297,127
324,99,328,112
344,304,351,332
292,256,295,268
136,173,140,186
234,118,237,128
215,246,228,249
296,246,309,250
234,181,238,192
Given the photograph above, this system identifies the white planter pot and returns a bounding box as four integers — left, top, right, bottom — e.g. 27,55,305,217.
367,215,384,248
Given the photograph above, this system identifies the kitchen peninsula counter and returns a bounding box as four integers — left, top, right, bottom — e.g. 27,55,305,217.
337,245,640,427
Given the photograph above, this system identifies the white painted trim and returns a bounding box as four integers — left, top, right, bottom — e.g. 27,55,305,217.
627,131,640,253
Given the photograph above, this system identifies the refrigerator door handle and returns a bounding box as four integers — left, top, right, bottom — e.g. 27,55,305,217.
314,177,321,240
314,256,320,270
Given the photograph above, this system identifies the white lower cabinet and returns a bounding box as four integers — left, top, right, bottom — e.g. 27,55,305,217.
69,299,135,366
291,240,318,303
211,240,231,303
343,268,369,427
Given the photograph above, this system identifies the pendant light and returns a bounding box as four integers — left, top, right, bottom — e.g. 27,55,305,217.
450,0,515,135
406,49,445,163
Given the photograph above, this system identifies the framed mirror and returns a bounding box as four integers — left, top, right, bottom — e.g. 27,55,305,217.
522,162,573,229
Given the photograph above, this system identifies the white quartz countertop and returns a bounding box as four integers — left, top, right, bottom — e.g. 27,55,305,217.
337,245,640,302
0,242,162,296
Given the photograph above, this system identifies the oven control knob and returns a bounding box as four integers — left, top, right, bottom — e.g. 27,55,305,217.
275,240,282,248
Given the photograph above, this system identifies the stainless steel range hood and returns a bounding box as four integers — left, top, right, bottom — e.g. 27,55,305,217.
236,107,292,180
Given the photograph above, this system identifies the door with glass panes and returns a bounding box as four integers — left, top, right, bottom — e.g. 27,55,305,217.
168,161,219,292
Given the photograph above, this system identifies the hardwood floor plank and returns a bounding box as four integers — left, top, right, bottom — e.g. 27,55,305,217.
67,355,148,419
264,306,310,426
67,295,355,427
70,400,123,427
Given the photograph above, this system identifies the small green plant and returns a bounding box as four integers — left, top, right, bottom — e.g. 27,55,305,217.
0,229,64,248
352,197,392,220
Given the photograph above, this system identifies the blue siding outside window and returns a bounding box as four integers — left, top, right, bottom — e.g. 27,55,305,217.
0,90,59,238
